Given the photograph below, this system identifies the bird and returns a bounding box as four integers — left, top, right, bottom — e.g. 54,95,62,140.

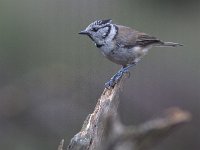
79,19,182,88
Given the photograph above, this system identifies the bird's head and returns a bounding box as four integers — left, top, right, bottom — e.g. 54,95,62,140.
79,19,113,47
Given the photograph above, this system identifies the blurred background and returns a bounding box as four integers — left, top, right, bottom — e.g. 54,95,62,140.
0,0,199,150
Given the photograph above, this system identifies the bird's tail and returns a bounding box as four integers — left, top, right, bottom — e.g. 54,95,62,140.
156,41,183,47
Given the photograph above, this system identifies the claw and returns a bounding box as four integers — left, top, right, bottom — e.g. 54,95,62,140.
105,80,115,88
105,64,135,88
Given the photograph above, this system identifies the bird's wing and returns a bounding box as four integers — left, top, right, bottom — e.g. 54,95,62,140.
115,25,138,48
115,25,162,48
136,33,163,47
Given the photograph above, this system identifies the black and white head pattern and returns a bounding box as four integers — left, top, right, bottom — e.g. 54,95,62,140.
84,19,113,46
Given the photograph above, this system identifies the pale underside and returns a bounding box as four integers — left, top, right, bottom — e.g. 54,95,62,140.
101,45,149,66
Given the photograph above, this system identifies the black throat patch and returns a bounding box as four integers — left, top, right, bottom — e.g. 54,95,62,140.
95,43,103,48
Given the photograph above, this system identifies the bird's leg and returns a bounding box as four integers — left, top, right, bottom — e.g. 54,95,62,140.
105,64,135,88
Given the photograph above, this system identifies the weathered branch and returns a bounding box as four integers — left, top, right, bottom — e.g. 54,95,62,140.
102,107,191,150
67,74,128,150
63,73,191,150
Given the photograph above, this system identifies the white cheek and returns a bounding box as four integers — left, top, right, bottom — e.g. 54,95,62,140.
99,28,108,37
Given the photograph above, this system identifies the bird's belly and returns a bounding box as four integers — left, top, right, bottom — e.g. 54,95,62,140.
101,46,148,66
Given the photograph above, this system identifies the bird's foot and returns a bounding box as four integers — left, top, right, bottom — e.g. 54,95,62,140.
105,67,130,88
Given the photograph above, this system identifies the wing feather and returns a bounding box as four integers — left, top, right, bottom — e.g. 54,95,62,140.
115,25,163,48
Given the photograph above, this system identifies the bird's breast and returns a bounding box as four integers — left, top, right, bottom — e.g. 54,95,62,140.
99,41,116,56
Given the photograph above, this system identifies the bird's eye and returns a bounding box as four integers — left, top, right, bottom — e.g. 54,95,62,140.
91,27,99,32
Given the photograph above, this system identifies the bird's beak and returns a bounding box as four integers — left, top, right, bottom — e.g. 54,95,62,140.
79,30,89,35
